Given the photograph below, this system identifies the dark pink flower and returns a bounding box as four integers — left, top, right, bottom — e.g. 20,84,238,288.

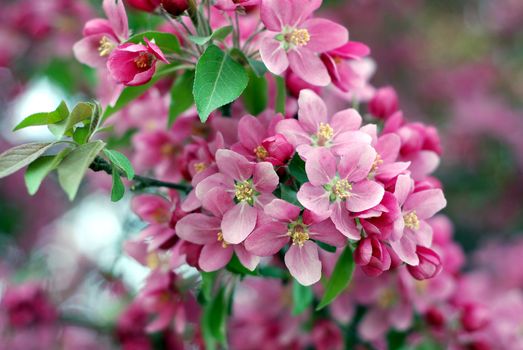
354,236,392,277
406,246,442,280
127,0,161,12
369,86,399,120
161,0,189,16
311,319,344,350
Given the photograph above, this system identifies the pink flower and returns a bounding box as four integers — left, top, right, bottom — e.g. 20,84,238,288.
195,149,279,244
311,319,344,350
354,235,392,277
259,0,348,86
176,188,259,272
73,0,129,68
160,0,189,16
245,199,346,285
107,38,168,86
275,89,371,158
214,0,259,11
369,86,399,120
127,0,160,12
406,246,442,280
297,146,385,239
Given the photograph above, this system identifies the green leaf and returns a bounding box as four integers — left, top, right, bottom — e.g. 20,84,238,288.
248,58,268,77
280,184,299,206
48,102,95,138
103,63,185,121
126,31,181,54
103,149,135,180
275,76,286,114
202,287,228,348
0,143,55,179
189,25,234,45
57,141,106,201
72,126,90,145
200,271,217,302
387,330,408,350
288,153,308,184
193,45,249,122
24,148,72,195
316,245,355,310
168,70,195,127
243,69,268,115
292,280,314,315
226,254,257,276
13,101,69,131
110,167,125,202
316,241,337,253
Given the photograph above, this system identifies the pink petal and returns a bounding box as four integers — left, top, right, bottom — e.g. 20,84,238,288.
330,108,362,134
201,187,235,218
221,202,258,244
288,48,330,86
358,308,390,341
394,174,413,207
73,35,109,68
175,214,220,244
144,37,168,63
103,0,128,40
126,66,156,86
264,199,301,222
216,149,254,181
309,218,348,247
199,243,234,272
331,41,371,59
297,89,328,134
330,202,360,240
305,147,336,186
407,150,440,180
297,182,331,215
285,242,322,286
234,244,260,271
390,234,419,266
376,134,400,163
346,180,384,213
238,115,265,151
338,143,376,182
260,0,320,31
180,189,201,212
303,18,349,52
330,131,372,156
275,118,310,147
253,162,279,193
403,189,446,220
244,222,289,256
260,38,289,75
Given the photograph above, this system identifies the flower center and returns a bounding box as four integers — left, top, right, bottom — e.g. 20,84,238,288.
315,122,334,146
234,180,255,205
134,52,154,69
370,154,383,174
288,223,309,247
403,211,420,230
378,288,397,308
217,231,229,248
161,143,177,156
98,36,115,57
254,145,268,160
331,178,352,200
287,28,310,47
194,162,206,173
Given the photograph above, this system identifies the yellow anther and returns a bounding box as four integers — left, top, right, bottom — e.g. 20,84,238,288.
194,162,207,173
288,28,310,47
288,224,309,247
316,122,334,146
217,231,229,248
254,145,269,160
146,252,160,270
134,52,153,69
370,154,384,173
234,180,255,203
332,179,352,199
403,211,420,230
98,36,115,57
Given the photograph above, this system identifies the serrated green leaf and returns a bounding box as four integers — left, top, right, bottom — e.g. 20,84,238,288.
193,45,249,122
0,143,55,179
103,149,134,180
292,280,314,315
24,148,72,195
13,101,69,131
110,167,125,202
189,25,234,45
316,245,355,310
126,31,181,54
243,69,268,115
168,70,195,127
288,153,308,184
57,141,106,201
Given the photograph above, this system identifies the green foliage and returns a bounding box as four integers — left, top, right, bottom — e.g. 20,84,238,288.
13,101,69,131
202,287,229,349
189,25,233,45
275,76,286,114
292,280,314,315
169,70,195,127
288,153,308,184
280,183,299,206
24,148,72,195
103,149,135,180
110,167,125,202
193,45,249,122
226,254,257,276
126,31,181,54
0,143,56,179
316,245,355,310
248,59,268,77
243,69,268,115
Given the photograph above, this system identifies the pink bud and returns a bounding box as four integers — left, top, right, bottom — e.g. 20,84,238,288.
261,134,294,166
425,307,445,328
127,0,161,12
354,236,392,277
161,0,189,16
369,86,399,119
407,246,442,280
311,320,344,350
461,303,490,332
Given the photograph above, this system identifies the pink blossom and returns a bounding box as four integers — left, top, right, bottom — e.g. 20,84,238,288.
214,0,260,11
311,319,344,350
275,89,371,158
161,0,189,16
73,0,129,68
406,246,442,280
107,38,168,86
245,199,346,285
259,0,348,86
296,146,385,239
354,235,392,277
369,86,399,119
195,149,279,244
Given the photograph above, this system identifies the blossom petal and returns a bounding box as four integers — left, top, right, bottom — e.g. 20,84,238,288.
346,180,384,213
330,202,360,240
253,162,279,193
103,0,128,40
199,243,234,272
221,202,258,244
216,149,254,181
403,189,446,220
305,147,336,186
244,222,289,256
303,18,349,52
338,143,376,182
297,89,328,134
330,108,362,134
297,182,331,215
234,244,260,271
288,48,330,86
176,214,221,244
275,118,310,147
390,234,419,266
309,218,348,246
260,38,289,75
285,242,322,286
264,199,301,222
394,174,413,207
238,115,265,151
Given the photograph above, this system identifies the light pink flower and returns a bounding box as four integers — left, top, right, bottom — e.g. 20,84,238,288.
297,146,385,239
195,149,279,244
245,199,346,285
107,38,168,86
73,0,128,68
259,0,348,86
275,89,371,158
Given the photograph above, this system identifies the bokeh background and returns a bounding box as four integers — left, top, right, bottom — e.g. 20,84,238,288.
0,0,522,347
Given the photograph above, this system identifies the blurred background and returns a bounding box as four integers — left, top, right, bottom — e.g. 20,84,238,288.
0,0,522,347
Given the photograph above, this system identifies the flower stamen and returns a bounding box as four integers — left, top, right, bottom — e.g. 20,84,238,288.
288,224,309,247
217,231,229,248
332,178,352,200
403,211,420,230
134,52,153,69
288,28,310,47
98,36,115,57
315,122,334,146
254,145,269,160
234,180,255,204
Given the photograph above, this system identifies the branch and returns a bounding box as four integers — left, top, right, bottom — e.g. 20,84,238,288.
90,156,191,193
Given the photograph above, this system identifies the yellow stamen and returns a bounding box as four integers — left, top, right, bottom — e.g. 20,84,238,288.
332,179,352,199
403,211,420,230
98,36,115,57
254,145,269,160
194,162,206,173
288,28,310,47
134,52,153,69
217,231,229,248
370,154,384,173
161,143,177,156
146,252,160,270
234,180,255,204
316,122,334,146
288,224,309,247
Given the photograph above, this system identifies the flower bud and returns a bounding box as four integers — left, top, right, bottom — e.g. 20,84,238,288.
354,236,392,277
161,0,189,16
425,307,445,328
369,86,399,119
127,0,161,12
311,320,344,350
461,303,490,332
407,246,442,280
261,134,294,166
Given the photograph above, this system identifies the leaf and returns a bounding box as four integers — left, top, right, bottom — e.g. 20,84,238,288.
193,45,249,122
200,271,217,302
13,101,69,131
280,184,299,206
103,63,185,121
110,167,125,202
316,245,355,310
126,31,181,54
72,126,90,145
292,280,314,315
24,148,72,195
316,241,337,253
248,58,268,77
202,287,228,348
189,25,233,45
168,70,195,127
226,254,257,276
103,149,134,180
288,153,308,184
243,69,268,115
275,76,286,114
57,141,106,201
0,143,55,179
